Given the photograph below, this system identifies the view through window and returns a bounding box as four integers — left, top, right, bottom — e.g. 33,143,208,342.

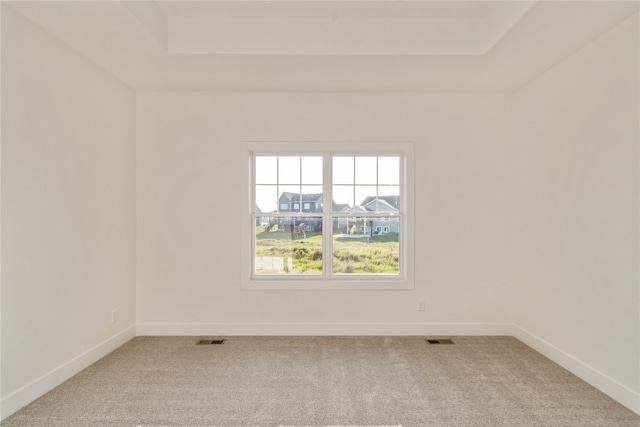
252,154,402,277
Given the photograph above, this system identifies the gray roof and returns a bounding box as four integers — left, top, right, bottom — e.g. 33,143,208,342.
363,198,398,212
359,195,399,209
332,203,350,212
280,192,323,202
344,205,369,214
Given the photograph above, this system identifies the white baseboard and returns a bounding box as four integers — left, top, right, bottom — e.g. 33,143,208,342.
513,324,640,415
1,325,136,420
136,322,515,336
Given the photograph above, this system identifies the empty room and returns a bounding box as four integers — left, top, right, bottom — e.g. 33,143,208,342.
1,1,639,426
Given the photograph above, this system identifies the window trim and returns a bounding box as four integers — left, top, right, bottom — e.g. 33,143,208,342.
241,141,414,290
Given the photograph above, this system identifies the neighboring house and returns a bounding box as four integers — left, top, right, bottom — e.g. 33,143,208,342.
255,205,264,226
332,203,350,213
276,192,324,232
269,193,399,235
335,197,400,235
370,217,400,235
360,195,400,210
362,198,397,213
279,192,324,213
362,198,400,235
335,205,368,233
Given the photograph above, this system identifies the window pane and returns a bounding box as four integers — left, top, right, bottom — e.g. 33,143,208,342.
378,186,399,198
255,156,277,184
332,216,400,274
355,157,377,185
255,185,277,213
333,156,354,184
251,150,407,282
378,156,400,185
332,185,354,212
279,156,301,184
301,156,323,184
255,216,323,275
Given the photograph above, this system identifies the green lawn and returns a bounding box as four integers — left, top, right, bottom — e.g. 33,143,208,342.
332,235,399,273
255,226,398,274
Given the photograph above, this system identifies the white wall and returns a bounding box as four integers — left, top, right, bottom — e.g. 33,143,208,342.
2,1,638,419
136,91,512,335
510,13,639,412
1,7,136,418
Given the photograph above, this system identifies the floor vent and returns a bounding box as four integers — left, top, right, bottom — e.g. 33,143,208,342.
196,339,225,345
426,339,455,345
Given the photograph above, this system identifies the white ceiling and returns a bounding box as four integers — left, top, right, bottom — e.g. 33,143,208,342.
158,1,536,55
5,1,639,91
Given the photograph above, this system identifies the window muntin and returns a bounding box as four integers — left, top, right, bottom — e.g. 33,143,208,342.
251,153,403,279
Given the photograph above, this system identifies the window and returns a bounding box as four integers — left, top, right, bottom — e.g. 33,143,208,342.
241,142,414,290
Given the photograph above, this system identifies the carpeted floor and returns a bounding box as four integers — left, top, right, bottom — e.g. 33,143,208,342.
2,336,639,427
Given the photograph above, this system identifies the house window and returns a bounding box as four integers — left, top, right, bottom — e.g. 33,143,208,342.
242,142,414,290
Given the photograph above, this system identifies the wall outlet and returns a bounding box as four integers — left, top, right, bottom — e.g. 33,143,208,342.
417,299,425,311
111,309,118,324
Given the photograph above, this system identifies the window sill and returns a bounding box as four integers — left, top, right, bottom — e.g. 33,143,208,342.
242,277,414,291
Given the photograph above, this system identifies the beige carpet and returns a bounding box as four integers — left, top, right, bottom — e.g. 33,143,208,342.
2,336,639,427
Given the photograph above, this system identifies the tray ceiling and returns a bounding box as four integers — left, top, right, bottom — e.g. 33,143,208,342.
4,1,638,91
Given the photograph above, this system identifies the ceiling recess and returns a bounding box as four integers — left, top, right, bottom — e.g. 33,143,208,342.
157,1,537,55
4,1,639,91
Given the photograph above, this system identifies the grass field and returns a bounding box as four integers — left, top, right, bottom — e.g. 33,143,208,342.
333,234,399,273
255,226,399,274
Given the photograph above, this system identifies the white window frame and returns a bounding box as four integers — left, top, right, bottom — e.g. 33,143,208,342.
241,142,414,290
